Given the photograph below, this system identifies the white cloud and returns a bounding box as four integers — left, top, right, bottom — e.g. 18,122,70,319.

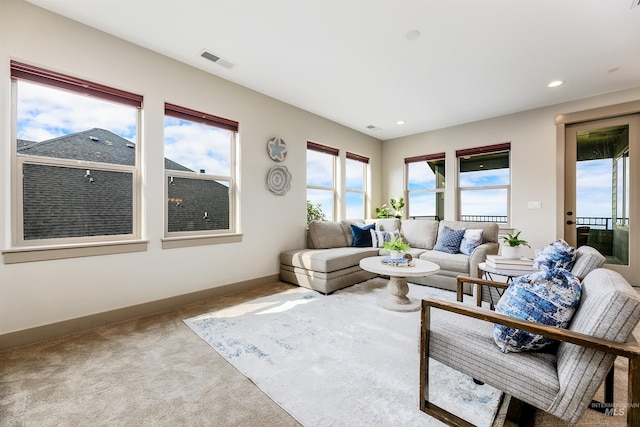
17,81,137,142
164,118,231,175
459,169,509,187
576,159,614,218
307,150,333,187
460,189,507,217
407,162,436,189
345,158,364,189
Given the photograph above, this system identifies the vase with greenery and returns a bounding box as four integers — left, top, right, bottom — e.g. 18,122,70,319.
383,236,411,259
375,197,405,219
500,231,530,259
390,197,404,219
306,200,326,224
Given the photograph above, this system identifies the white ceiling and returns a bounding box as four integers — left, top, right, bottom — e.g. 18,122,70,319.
26,0,640,140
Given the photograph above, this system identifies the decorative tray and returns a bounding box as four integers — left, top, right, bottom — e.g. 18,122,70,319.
381,257,415,267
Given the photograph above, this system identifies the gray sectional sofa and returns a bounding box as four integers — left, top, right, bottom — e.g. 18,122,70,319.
280,218,499,294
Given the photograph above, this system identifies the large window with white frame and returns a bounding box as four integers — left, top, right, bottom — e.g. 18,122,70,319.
345,152,368,219
164,103,238,236
307,141,338,221
457,143,511,224
11,61,142,245
405,153,445,220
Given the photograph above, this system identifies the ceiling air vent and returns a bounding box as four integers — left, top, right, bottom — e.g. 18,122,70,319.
201,50,234,69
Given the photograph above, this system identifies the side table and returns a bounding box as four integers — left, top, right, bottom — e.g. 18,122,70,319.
476,262,535,309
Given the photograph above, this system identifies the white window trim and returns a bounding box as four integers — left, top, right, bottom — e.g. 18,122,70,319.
163,105,240,244
14,154,140,246
404,154,445,220
9,72,143,262
456,146,511,226
307,144,338,221
345,155,368,220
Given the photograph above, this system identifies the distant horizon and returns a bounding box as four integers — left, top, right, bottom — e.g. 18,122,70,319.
308,156,619,222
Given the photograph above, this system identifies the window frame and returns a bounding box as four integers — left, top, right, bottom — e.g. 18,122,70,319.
345,152,369,219
306,141,338,221
405,152,446,220
456,143,511,225
9,61,143,250
615,147,630,228
162,103,239,243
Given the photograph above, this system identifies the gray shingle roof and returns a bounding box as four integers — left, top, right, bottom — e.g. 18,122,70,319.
18,128,136,166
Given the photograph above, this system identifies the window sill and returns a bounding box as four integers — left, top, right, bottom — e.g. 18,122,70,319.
2,240,149,264
161,233,243,249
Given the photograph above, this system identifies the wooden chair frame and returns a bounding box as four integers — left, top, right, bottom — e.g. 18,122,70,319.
421,275,640,426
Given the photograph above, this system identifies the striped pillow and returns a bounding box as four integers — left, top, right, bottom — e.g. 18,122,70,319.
370,230,399,248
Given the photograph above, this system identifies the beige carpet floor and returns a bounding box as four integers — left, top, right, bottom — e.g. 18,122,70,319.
0,281,635,426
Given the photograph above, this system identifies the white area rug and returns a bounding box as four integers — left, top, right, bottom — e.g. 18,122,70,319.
184,278,502,426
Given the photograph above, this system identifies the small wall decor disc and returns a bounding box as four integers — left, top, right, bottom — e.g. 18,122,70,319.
267,165,291,195
267,137,287,162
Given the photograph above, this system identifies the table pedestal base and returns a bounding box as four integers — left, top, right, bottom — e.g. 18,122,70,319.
377,276,421,312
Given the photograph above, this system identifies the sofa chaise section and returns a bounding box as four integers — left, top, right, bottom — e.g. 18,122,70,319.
280,219,385,294
280,247,379,294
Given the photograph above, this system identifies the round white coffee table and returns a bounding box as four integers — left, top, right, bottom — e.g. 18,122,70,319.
359,256,440,312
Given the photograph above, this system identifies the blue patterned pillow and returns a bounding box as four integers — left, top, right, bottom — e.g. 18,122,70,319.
459,228,483,255
351,223,375,247
533,239,576,271
493,268,582,353
433,226,466,254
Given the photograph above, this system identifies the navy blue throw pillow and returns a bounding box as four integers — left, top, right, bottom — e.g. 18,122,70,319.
351,223,375,247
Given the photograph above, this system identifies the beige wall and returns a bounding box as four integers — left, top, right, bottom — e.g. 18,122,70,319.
0,0,382,335
3,0,640,338
383,88,640,261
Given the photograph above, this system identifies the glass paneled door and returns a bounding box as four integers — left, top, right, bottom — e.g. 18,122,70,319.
565,114,640,283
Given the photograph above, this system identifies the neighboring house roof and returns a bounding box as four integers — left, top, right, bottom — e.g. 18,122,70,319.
18,128,137,166
167,177,230,232
19,128,229,240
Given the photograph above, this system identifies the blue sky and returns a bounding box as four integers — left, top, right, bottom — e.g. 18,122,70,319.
576,159,613,218
164,117,231,176
17,81,231,179
17,81,136,142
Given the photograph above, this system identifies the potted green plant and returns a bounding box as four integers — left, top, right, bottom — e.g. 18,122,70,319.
375,197,405,219
500,231,530,259
375,203,391,218
383,236,411,259
390,197,404,219
306,200,326,224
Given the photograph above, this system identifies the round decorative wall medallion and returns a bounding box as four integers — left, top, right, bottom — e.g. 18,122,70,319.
267,137,287,162
266,165,292,195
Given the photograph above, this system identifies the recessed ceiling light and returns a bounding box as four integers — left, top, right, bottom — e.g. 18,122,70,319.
405,30,421,41
396,120,405,125
608,66,620,73
548,80,564,88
